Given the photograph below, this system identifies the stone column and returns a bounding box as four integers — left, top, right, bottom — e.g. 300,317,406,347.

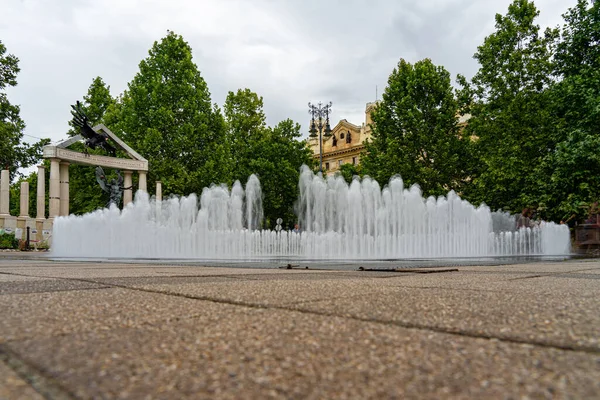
155,181,162,201
123,171,133,206
0,169,9,215
59,161,70,216
49,159,60,218
36,165,45,220
19,182,29,217
16,181,29,234
138,171,147,192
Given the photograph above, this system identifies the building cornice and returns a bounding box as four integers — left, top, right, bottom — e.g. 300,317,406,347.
312,144,365,159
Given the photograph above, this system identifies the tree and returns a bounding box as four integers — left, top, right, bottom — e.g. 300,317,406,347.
249,119,313,227
224,88,267,183
537,0,600,222
110,31,229,197
0,40,49,179
361,58,469,197
223,88,313,227
552,0,599,137
537,129,600,223
337,163,361,184
459,0,559,213
67,77,116,214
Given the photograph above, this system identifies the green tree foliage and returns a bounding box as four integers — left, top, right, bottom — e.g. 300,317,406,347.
0,40,49,178
67,77,116,214
224,88,313,227
111,31,229,196
250,119,313,227
337,163,361,184
9,172,38,217
361,58,469,197
224,88,267,183
538,0,600,222
459,0,559,213
539,130,600,222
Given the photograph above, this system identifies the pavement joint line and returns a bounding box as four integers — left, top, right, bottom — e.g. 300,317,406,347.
0,344,77,400
388,285,512,293
506,267,600,281
0,286,113,296
508,274,545,281
3,270,599,355
31,274,600,356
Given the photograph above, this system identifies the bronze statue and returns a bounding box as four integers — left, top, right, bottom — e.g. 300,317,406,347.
95,166,131,208
71,101,116,156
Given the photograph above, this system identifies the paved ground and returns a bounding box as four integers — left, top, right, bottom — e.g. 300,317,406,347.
0,255,599,399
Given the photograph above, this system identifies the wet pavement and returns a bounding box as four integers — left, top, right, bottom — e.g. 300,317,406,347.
0,254,599,399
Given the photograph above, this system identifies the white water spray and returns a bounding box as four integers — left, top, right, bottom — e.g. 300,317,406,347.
52,166,570,259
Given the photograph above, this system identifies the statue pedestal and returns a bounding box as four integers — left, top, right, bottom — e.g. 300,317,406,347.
36,219,46,243
42,219,53,247
15,217,37,242
0,215,17,235
16,216,27,234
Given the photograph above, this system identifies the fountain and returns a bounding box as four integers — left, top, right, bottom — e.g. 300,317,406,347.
52,165,571,260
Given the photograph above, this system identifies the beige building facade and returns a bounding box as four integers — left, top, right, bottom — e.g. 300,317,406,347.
309,102,378,175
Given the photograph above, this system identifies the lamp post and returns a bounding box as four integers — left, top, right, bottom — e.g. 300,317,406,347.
308,101,332,174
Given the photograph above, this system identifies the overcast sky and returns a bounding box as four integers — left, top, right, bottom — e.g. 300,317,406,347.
2,0,575,148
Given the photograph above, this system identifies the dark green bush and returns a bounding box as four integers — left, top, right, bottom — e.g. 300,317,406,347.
0,232,19,249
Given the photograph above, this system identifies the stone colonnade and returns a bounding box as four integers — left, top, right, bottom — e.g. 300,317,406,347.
0,169,41,243
0,166,160,244
47,160,149,218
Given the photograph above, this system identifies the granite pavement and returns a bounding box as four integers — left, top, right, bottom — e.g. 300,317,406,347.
0,255,599,399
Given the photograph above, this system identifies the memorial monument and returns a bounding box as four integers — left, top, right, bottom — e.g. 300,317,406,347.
43,102,149,217
0,102,154,245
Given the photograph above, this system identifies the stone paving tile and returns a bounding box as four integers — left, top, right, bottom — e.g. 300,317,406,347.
0,274,47,283
459,260,599,274
0,288,233,343
0,264,336,279
93,271,400,288
113,271,600,351
5,306,600,400
367,270,600,297
0,359,44,400
290,285,600,351
0,278,108,295
124,277,399,306
570,268,600,275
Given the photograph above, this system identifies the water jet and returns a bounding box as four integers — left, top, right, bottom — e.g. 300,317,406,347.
52,166,571,260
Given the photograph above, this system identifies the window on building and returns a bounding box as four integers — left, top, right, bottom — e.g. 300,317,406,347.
325,162,330,170
346,131,352,143
338,160,343,167
332,135,337,147
352,157,357,165
340,132,345,139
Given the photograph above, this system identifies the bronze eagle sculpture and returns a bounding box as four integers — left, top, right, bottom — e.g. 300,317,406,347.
70,101,116,156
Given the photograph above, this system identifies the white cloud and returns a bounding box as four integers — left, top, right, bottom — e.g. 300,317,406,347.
1,0,578,152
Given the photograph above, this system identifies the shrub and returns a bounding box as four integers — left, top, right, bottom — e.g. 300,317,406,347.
0,232,19,249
